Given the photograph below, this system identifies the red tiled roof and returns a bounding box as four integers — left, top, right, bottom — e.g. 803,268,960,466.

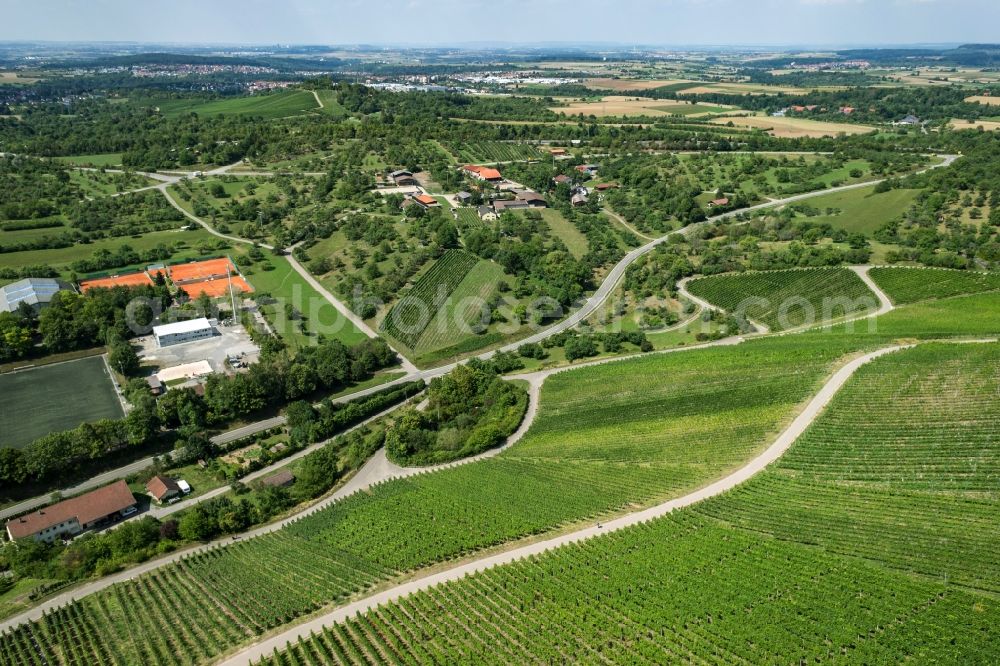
414,194,438,206
6,481,136,539
145,475,181,501
711,198,730,206
463,165,502,180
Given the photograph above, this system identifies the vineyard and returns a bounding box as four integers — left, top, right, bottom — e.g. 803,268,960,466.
379,249,479,348
448,141,542,163
409,260,506,356
855,290,1000,338
698,342,1000,591
0,336,865,665
868,266,1000,304
686,267,878,331
256,512,1000,666
254,341,1000,666
0,533,393,666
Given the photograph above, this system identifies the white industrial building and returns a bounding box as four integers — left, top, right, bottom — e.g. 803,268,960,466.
152,318,216,347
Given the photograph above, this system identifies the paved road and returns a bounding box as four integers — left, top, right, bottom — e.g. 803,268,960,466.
219,344,911,666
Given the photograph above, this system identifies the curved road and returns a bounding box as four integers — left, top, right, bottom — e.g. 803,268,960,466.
220,344,910,666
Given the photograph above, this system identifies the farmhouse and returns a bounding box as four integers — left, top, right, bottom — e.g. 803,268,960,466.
462,165,503,182
0,278,71,313
549,148,567,156
146,475,182,504
709,197,730,208
5,480,137,543
478,205,498,222
840,106,856,115
575,164,599,176
553,174,572,186
153,318,215,347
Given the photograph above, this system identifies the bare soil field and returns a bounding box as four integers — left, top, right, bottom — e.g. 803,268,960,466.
949,119,1000,132
709,114,875,138
0,72,41,84
965,95,1000,106
584,78,693,92
551,96,733,118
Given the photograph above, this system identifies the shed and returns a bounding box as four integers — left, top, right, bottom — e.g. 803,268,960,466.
261,470,295,488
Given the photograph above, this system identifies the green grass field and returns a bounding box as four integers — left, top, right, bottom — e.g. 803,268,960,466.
0,227,219,276
868,266,1000,304
53,153,124,167
649,102,731,115
686,267,878,331
0,356,123,449
238,249,367,348
796,185,921,235
139,90,320,119
537,208,588,258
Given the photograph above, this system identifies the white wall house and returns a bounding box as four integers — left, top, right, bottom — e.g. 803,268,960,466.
153,318,215,347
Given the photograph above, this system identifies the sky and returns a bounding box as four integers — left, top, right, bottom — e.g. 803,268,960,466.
2,0,999,47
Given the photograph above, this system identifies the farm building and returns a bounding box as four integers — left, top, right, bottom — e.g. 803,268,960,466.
553,174,572,186
709,197,730,208
456,191,473,204
413,194,440,209
462,165,503,182
514,190,548,207
153,318,215,347
0,278,72,313
595,182,618,191
146,475,182,503
5,480,137,543
493,199,531,214
390,169,418,186
261,470,295,488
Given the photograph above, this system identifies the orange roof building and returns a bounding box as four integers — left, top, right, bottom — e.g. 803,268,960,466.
5,480,136,542
462,165,503,182
413,194,440,208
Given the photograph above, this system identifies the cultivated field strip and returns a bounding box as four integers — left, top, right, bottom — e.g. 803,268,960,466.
686,267,878,331
254,514,1000,666
868,266,1000,304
